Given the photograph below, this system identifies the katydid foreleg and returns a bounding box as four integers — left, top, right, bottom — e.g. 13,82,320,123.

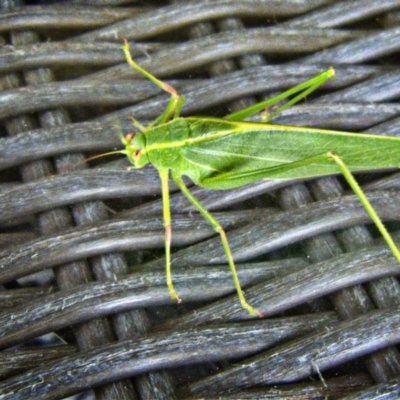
122,39,185,124
159,168,182,303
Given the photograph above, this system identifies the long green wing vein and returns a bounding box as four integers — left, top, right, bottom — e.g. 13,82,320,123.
200,153,330,189
185,145,299,164
182,155,222,173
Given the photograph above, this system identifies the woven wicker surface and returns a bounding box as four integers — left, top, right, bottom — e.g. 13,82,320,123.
1,1,400,399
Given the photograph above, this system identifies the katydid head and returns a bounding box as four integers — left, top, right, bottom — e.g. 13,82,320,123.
60,131,149,172
122,131,149,168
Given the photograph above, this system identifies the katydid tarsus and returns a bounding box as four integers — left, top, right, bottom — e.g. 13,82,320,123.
119,40,400,316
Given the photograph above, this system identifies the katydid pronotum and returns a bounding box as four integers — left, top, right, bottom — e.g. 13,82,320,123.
119,40,400,316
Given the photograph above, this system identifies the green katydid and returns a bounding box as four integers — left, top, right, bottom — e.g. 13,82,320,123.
119,39,400,316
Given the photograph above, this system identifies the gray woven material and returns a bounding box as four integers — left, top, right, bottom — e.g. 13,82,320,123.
1,1,400,399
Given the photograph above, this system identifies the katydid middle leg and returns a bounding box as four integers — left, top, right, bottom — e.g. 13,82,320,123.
172,172,262,317
225,68,335,122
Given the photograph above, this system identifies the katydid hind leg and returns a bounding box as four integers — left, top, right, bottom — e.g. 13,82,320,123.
172,172,262,317
328,152,400,263
159,169,182,303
